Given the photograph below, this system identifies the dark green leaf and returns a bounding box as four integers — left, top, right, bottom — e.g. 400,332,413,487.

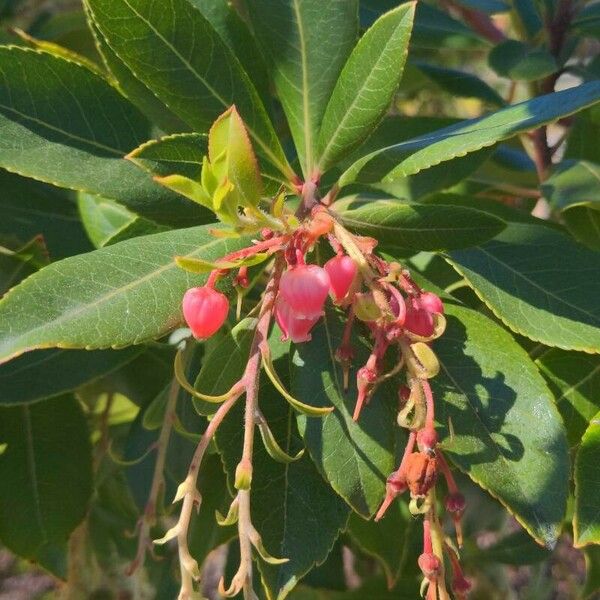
0,225,249,363
573,3,600,38
0,347,140,405
536,348,600,447
247,0,358,176
574,411,600,546
0,46,204,226
0,237,48,296
85,0,292,182
0,170,92,259
489,40,557,81
336,198,505,252
316,3,415,172
583,545,600,599
0,396,93,561
414,61,505,106
215,330,350,600
542,160,600,250
447,222,600,353
291,308,397,518
348,500,420,587
565,105,600,163
433,303,569,547
339,82,600,186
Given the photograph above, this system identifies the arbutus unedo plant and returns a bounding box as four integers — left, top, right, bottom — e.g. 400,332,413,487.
145,106,463,599
0,0,600,599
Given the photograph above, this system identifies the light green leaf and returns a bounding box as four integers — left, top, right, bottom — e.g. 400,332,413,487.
0,46,204,226
316,3,415,172
542,160,600,250
336,198,505,252
127,133,207,180
247,0,358,176
0,225,249,363
85,0,292,182
447,222,600,353
216,330,350,600
574,411,600,546
433,303,569,547
339,82,600,186
536,348,600,447
291,307,397,518
0,347,139,405
0,396,93,562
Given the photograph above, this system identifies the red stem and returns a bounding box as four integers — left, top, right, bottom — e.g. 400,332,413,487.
421,379,435,431
436,451,459,495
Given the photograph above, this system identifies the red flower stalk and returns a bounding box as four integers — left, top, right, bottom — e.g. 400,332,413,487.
447,544,471,599
182,286,229,340
438,452,466,547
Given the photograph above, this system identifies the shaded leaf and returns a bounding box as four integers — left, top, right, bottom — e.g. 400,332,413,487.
0,225,249,363
0,46,204,226
0,347,140,405
291,308,397,518
536,348,600,447
433,303,569,547
247,0,358,176
542,160,600,250
475,528,551,565
447,222,600,353
316,3,415,171
0,396,93,561
574,411,600,546
339,82,600,186
489,40,557,81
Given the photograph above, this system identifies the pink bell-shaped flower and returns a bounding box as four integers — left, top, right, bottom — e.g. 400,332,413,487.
419,292,444,314
279,263,330,319
324,254,357,303
275,296,320,343
182,286,229,340
403,307,434,337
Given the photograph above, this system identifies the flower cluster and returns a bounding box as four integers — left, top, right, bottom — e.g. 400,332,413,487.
178,204,469,599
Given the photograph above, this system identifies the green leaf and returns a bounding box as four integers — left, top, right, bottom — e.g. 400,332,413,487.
536,348,600,447
85,0,292,182
583,545,600,599
0,395,93,562
336,198,505,252
573,3,600,38
339,82,600,187
0,347,140,405
348,501,421,588
291,308,397,518
566,105,600,163
413,61,505,107
187,0,271,105
574,411,600,546
0,225,249,363
0,170,92,259
433,303,569,547
542,160,600,250
0,46,204,226
489,40,557,81
127,133,207,180
85,6,189,134
316,3,415,172
446,222,600,353
0,237,48,296
215,331,350,600
247,0,358,176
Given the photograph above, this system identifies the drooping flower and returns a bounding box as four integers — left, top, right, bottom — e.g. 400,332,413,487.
279,263,330,319
182,286,229,340
324,254,357,302
275,296,320,343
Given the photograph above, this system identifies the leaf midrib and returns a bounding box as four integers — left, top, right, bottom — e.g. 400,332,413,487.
114,0,289,178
